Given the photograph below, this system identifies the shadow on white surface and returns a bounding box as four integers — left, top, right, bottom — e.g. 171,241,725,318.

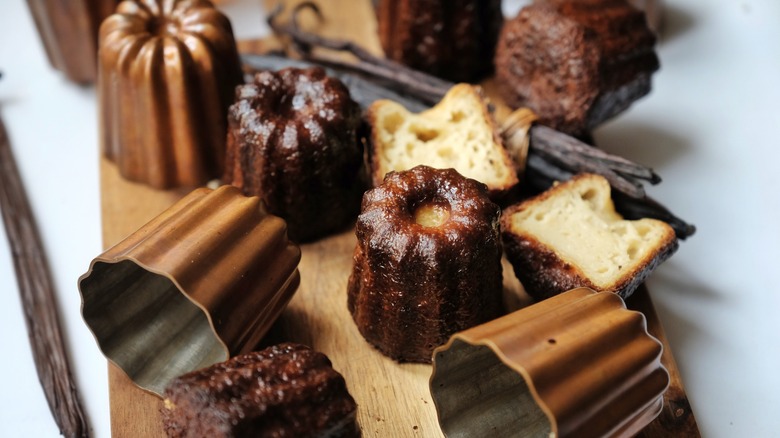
596,120,693,171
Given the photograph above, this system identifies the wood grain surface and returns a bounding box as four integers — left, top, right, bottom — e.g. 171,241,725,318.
103,0,699,436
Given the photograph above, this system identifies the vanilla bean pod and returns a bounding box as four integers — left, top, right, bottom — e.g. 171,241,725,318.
530,125,650,199
241,54,430,112
532,125,661,184
0,116,89,437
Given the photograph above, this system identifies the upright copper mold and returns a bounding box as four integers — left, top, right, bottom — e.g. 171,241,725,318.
430,288,669,437
78,185,301,396
98,0,242,189
26,0,118,83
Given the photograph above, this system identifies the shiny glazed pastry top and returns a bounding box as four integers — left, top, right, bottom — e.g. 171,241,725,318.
224,67,365,242
348,165,504,363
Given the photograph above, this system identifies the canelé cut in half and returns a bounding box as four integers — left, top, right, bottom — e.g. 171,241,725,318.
366,84,518,199
348,165,504,363
162,343,359,438
501,174,677,300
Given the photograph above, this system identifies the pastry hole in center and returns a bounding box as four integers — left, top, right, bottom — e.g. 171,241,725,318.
414,203,450,227
147,17,179,36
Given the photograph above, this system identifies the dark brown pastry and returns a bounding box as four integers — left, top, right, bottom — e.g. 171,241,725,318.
27,0,117,83
376,0,503,83
348,165,503,363
161,343,360,438
99,0,242,188
494,0,659,137
223,67,364,242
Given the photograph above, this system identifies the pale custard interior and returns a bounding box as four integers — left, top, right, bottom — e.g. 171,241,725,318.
509,176,671,287
372,84,510,188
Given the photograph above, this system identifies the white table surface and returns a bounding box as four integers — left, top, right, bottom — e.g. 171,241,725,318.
1,0,779,436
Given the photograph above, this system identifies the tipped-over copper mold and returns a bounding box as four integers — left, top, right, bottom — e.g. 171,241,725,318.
78,185,301,396
98,0,242,189
26,0,117,83
430,288,668,437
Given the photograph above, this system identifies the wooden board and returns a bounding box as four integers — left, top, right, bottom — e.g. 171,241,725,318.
103,0,699,436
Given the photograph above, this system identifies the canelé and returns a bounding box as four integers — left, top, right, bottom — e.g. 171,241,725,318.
162,343,359,438
224,67,365,242
348,165,503,363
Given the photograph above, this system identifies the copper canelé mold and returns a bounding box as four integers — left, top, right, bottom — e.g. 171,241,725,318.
26,0,117,83
79,185,301,396
430,288,669,437
98,0,242,188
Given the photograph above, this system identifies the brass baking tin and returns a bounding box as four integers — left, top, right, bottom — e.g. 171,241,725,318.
430,288,668,437
79,185,301,396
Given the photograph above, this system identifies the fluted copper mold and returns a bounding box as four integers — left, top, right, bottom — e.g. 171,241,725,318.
98,0,242,189
26,0,117,83
430,288,669,437
78,185,301,396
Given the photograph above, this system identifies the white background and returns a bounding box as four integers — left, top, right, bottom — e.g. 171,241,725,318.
1,0,779,436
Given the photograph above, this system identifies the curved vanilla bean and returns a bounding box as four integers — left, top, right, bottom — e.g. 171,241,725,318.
241,54,430,112
296,54,450,104
0,116,90,437
532,125,661,183
529,125,665,197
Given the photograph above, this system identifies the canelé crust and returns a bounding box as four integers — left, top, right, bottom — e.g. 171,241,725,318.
348,166,503,363
376,0,503,82
494,0,659,136
161,343,359,438
224,67,364,242
501,174,678,300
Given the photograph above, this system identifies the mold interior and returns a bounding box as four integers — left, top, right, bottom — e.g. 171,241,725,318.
373,88,510,187
431,339,552,438
80,260,226,396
